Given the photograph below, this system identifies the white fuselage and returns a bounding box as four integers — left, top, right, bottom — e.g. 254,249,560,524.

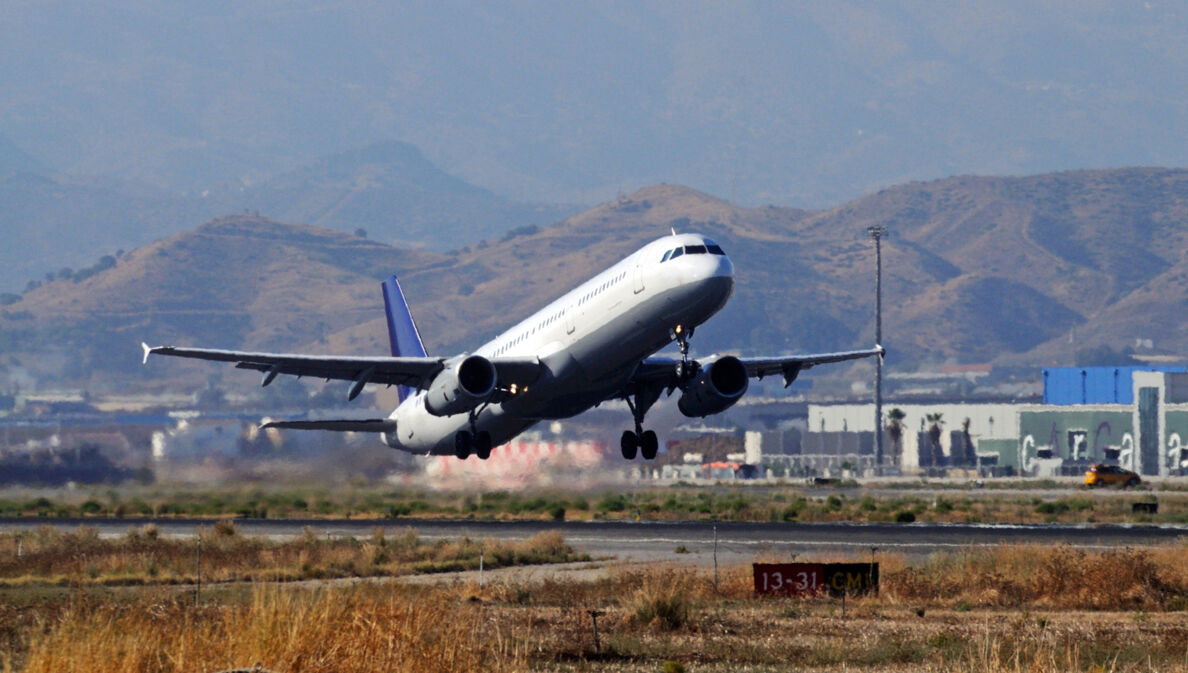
382,234,734,455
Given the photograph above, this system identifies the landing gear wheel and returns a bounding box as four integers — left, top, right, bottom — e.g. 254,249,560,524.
620,430,639,460
454,431,472,459
640,430,659,460
475,431,493,460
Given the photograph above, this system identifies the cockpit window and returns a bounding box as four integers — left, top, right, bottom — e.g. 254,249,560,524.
686,244,708,255
660,249,673,263
670,247,684,260
703,238,726,255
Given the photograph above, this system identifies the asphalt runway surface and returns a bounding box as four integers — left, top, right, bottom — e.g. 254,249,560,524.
3,518,1186,566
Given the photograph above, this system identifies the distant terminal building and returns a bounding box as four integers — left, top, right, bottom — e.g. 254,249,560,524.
806,403,1021,474
801,365,1188,478
1025,368,1188,477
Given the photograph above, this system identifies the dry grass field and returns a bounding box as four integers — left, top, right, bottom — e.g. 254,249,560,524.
1,533,1186,672
0,523,585,588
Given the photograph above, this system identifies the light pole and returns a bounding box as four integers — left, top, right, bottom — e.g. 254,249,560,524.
867,224,887,473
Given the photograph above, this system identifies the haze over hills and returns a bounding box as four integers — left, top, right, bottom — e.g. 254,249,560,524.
3,3,1188,207
2,167,1187,394
0,133,46,175
0,141,574,294
235,141,576,250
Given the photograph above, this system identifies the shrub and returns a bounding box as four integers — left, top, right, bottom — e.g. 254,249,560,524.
596,494,629,512
630,568,699,630
1035,501,1070,515
213,519,237,537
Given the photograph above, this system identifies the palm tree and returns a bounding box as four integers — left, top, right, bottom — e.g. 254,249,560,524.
925,413,945,467
886,408,906,466
960,417,976,465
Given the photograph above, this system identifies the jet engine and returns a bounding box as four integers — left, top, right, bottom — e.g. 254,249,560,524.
677,355,749,417
424,355,497,417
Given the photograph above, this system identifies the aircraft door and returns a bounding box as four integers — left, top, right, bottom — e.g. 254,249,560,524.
565,305,575,334
633,264,645,294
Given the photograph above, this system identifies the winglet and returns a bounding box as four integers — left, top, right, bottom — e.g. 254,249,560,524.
141,342,152,365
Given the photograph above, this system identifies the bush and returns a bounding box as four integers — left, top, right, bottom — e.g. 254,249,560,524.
1035,501,1070,515
634,586,692,629
596,494,629,512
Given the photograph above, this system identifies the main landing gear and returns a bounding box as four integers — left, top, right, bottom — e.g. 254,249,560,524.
621,325,695,461
454,430,492,460
454,406,492,460
621,427,658,460
622,375,662,460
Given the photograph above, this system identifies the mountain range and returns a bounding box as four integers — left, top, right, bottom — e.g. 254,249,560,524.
0,141,574,295
2,167,1186,394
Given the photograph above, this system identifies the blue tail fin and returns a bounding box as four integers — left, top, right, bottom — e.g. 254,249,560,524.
381,276,427,403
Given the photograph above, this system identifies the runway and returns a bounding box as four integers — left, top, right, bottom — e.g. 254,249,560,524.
3,517,1185,565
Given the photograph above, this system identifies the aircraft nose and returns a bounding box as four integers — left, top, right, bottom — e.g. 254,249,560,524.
716,253,735,278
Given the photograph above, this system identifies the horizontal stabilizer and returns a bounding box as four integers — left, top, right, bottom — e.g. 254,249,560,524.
261,419,397,433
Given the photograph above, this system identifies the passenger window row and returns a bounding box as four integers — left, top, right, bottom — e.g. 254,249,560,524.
494,268,629,356
579,270,627,306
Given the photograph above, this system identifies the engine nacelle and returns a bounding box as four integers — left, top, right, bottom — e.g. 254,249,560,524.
677,355,749,418
424,355,497,417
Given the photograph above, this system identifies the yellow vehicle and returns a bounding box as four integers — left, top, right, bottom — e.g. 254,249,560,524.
1085,463,1141,488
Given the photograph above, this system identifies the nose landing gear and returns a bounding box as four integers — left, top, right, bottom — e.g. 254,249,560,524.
620,324,694,461
673,324,695,381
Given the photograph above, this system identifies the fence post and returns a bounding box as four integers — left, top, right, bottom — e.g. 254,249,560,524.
713,524,719,593
588,610,605,653
195,537,201,607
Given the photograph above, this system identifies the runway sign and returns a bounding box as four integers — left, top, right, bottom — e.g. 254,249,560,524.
754,563,878,597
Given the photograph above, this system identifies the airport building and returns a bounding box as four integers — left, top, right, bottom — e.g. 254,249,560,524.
800,366,1188,478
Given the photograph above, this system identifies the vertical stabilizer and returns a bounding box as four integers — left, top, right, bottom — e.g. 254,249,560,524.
381,276,427,402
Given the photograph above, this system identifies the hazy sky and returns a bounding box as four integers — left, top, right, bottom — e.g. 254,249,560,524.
2,1,1187,207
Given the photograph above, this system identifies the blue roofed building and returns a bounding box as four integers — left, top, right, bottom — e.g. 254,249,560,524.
1042,366,1188,405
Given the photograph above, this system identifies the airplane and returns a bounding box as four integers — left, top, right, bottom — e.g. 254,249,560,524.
143,232,884,461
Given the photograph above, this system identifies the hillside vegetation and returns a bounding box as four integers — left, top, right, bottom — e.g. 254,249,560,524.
3,168,1187,391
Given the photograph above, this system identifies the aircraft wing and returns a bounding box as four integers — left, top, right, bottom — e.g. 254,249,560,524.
261,418,398,432
142,343,542,397
630,345,885,389
737,345,886,386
